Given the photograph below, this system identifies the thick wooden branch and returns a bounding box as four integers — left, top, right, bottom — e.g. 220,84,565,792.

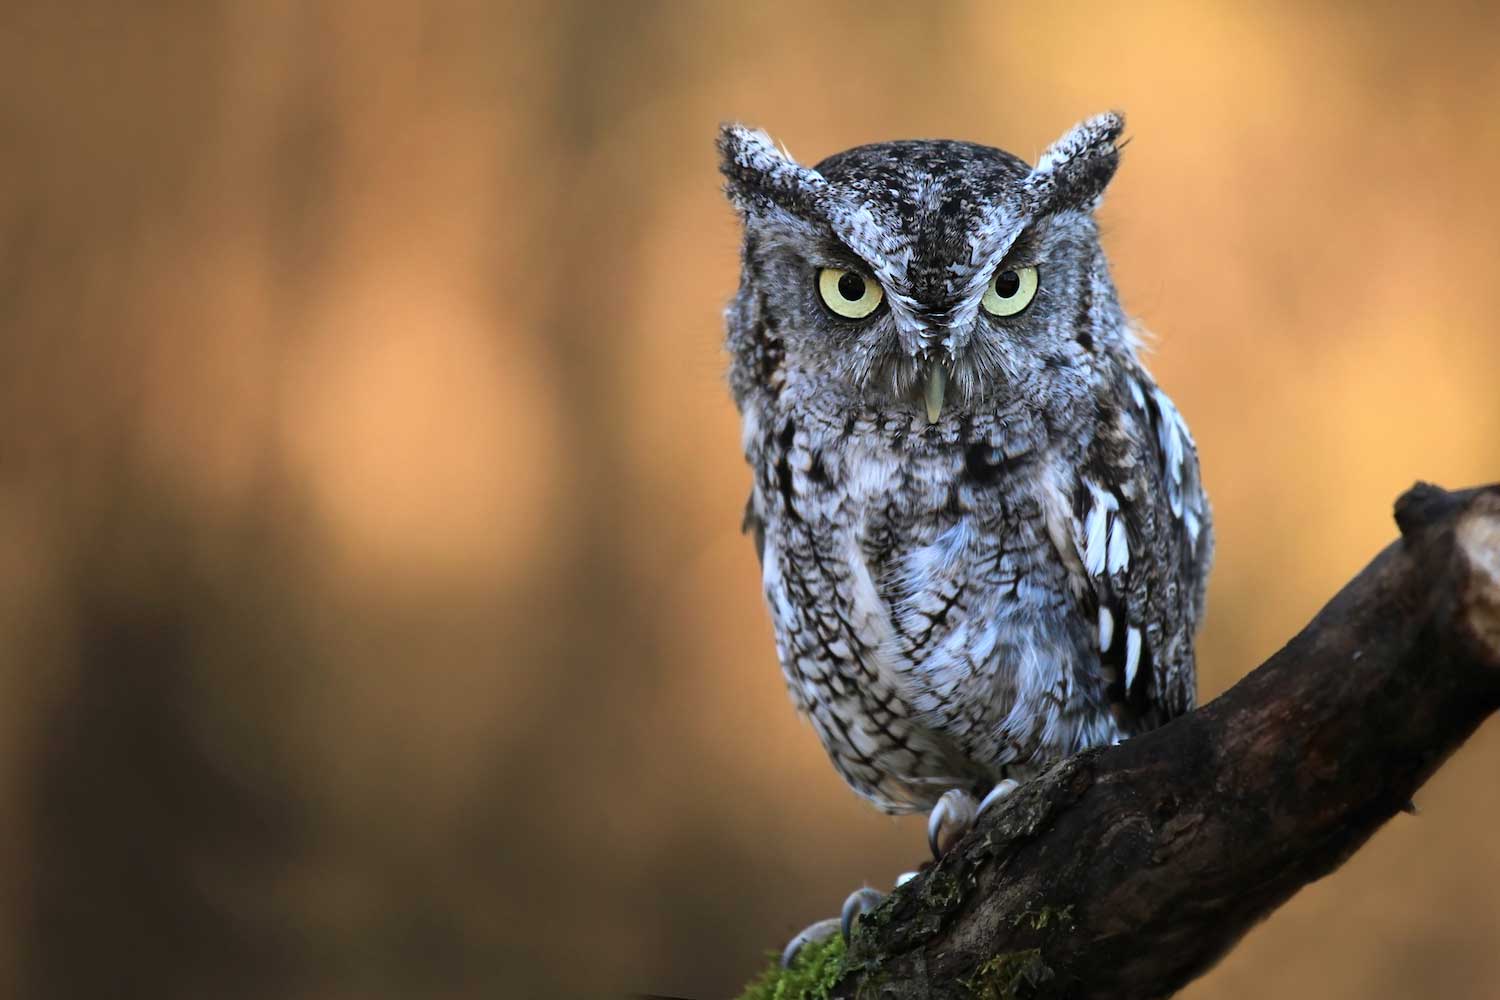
810,483,1500,999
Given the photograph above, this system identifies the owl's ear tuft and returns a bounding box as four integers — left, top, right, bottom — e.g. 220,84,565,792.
1026,111,1125,213
717,123,826,218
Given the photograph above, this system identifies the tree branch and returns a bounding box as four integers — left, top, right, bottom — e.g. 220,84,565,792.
770,483,1500,1000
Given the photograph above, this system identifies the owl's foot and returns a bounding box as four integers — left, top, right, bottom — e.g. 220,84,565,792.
927,789,976,858
782,780,1024,966
927,779,1022,858
980,778,1022,815
840,887,885,940
779,887,886,967
779,917,838,968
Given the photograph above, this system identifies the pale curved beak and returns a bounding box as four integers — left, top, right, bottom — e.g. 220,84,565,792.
924,363,947,423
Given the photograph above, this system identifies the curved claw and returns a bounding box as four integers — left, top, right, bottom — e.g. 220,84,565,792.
839,887,885,942
780,916,840,968
977,778,1021,817
927,788,978,858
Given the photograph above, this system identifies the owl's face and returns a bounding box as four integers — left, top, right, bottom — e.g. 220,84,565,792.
720,114,1127,424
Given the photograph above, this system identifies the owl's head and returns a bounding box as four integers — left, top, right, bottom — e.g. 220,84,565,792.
719,113,1128,424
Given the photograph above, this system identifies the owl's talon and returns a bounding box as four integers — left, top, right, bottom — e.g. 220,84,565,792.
928,788,979,858
894,870,919,887
840,887,884,942
780,917,840,968
978,778,1021,816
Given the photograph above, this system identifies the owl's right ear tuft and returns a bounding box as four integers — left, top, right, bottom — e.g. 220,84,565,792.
717,123,826,217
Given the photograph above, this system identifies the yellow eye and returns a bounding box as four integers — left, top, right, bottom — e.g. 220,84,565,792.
980,265,1039,317
817,268,884,319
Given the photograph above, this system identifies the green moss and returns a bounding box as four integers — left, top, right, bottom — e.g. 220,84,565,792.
736,900,1075,999
962,949,1054,999
736,934,846,1000
924,869,963,909
1008,904,1074,933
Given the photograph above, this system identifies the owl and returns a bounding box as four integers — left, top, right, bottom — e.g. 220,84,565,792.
718,113,1212,956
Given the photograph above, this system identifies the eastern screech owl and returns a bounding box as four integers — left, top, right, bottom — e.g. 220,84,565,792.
719,112,1211,832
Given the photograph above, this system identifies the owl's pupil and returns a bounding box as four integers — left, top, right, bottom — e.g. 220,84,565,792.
995,270,1021,297
837,272,866,301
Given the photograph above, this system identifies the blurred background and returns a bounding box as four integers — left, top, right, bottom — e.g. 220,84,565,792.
1,2,1498,997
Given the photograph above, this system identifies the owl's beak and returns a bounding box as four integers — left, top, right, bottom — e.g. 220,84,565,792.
924,364,947,423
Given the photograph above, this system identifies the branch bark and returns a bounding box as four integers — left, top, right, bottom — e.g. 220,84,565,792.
821,482,1500,999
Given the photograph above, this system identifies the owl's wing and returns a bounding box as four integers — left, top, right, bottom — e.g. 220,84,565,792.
1073,367,1211,723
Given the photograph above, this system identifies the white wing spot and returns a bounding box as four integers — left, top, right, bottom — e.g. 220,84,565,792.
1125,627,1143,691
1106,517,1129,574
1081,483,1119,579
1184,507,1202,546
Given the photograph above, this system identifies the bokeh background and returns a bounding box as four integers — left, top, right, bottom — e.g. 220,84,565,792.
1,2,1499,998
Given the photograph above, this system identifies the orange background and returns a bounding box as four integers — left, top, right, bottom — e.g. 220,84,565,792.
2,3,1499,998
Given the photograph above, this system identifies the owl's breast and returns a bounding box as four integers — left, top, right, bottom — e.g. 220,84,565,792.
763,403,1074,627
749,401,1111,809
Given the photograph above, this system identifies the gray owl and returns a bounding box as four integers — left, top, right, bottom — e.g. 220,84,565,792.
718,112,1212,957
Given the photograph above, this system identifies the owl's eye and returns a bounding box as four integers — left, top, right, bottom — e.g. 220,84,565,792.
981,265,1039,317
817,268,884,319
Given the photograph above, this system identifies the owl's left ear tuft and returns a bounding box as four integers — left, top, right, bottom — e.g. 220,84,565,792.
717,123,826,217
1026,111,1126,213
